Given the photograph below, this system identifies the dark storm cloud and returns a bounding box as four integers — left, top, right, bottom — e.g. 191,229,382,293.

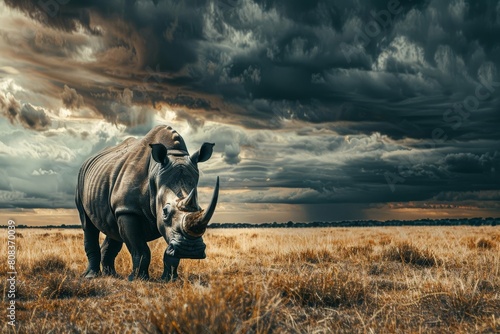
1,0,117,43
4,0,202,67
0,92,51,130
5,0,500,136
163,95,216,112
198,123,499,209
19,104,52,130
61,85,84,109
2,0,500,216
432,190,500,202
442,152,500,174
0,91,21,123
175,109,205,131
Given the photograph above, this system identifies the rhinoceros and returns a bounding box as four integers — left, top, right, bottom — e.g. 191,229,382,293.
75,125,219,281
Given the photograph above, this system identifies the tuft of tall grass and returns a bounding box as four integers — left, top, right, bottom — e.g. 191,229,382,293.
420,280,500,322
337,244,373,257
30,255,67,276
463,237,497,250
148,277,283,334
271,269,367,308
383,241,439,267
41,274,109,299
475,238,496,250
273,248,336,264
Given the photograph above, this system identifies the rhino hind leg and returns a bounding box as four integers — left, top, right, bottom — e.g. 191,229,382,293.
80,213,101,279
118,215,151,281
101,236,123,277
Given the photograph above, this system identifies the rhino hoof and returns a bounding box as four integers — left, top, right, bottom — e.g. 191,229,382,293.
128,273,149,281
102,267,119,278
83,269,100,279
161,274,178,283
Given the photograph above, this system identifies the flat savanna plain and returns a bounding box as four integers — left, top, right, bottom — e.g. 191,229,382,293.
2,226,499,333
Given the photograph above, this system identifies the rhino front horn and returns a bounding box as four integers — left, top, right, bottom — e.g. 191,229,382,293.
183,177,219,236
200,176,219,225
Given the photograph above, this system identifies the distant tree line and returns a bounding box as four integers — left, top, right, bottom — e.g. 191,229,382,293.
1,218,498,229
208,217,499,228
0,224,83,229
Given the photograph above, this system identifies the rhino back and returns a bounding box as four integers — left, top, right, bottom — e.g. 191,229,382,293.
77,125,188,240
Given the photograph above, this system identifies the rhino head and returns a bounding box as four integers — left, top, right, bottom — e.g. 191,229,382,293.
149,142,218,260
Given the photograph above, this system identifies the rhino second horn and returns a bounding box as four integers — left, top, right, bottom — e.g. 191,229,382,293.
181,188,198,210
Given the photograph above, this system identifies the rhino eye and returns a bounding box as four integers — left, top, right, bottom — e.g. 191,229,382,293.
163,204,173,221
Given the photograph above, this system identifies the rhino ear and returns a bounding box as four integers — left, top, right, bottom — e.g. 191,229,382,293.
149,143,168,164
191,142,215,163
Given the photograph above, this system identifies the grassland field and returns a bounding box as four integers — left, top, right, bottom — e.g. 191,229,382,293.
1,226,499,333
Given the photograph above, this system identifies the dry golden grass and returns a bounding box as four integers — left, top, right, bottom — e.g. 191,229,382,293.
1,226,499,333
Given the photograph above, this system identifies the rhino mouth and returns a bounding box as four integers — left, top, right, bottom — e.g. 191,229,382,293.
166,229,206,259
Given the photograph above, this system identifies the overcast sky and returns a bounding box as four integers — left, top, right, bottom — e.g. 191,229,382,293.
1,0,499,224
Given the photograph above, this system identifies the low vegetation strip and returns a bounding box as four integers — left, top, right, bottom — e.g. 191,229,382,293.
1,226,499,333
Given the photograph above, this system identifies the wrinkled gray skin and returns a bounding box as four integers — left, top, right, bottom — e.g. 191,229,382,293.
75,125,219,281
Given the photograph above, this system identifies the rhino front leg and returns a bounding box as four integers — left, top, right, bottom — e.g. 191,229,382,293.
101,236,123,277
118,215,151,281
161,253,180,282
